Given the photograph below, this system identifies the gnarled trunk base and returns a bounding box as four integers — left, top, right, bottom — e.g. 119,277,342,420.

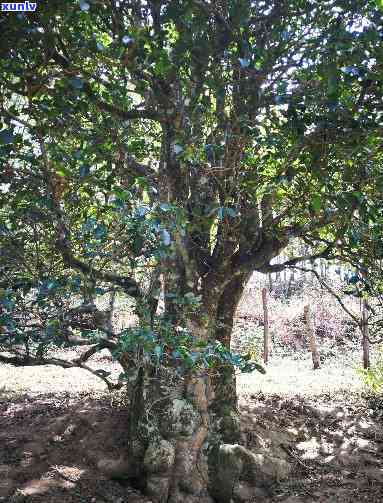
98,363,291,503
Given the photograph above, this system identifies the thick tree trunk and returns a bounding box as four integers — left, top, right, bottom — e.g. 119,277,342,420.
117,350,239,502
362,299,370,369
108,310,289,502
262,288,269,365
215,272,252,348
116,362,288,502
101,260,290,502
304,305,320,370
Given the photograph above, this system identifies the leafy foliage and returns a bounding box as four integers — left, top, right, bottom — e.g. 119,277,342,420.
0,0,382,384
358,347,383,393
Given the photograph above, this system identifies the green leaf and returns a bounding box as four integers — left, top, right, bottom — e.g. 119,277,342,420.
0,130,15,145
69,77,84,90
238,58,250,68
311,195,321,213
79,165,90,177
94,224,107,239
122,35,134,45
159,203,172,212
226,208,237,217
136,205,149,217
217,207,237,219
153,345,163,359
161,229,171,246
79,1,90,11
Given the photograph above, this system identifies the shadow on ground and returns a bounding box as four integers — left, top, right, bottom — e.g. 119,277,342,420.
1,387,383,502
240,391,383,502
0,390,150,503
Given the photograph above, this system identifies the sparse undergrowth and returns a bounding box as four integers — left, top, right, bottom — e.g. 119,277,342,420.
236,279,362,355
1,282,382,503
1,370,383,503
358,347,383,395
1,332,383,503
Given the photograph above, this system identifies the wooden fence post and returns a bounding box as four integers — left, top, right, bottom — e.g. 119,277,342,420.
362,298,370,369
304,305,320,370
262,287,269,365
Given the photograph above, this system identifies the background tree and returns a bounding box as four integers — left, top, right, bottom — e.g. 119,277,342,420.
1,1,383,502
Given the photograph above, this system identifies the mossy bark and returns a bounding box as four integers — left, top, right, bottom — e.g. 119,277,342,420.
112,253,287,501
118,356,289,503
122,363,215,503
116,322,285,503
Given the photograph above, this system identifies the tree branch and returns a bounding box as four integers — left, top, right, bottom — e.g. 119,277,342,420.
281,211,339,238
258,246,334,273
93,97,160,122
72,337,117,361
0,106,36,130
0,347,123,391
125,155,157,182
36,136,143,299
288,265,359,324
191,0,232,34
81,80,160,121
48,48,161,122
56,238,142,298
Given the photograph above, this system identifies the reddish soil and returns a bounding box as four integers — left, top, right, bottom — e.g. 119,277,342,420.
0,391,151,503
1,388,383,502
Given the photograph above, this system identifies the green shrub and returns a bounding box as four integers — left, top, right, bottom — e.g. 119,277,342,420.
358,347,383,394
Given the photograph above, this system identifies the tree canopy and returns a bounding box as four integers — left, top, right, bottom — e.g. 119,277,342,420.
1,1,383,501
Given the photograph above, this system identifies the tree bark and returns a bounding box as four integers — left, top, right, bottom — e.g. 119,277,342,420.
304,305,320,370
262,287,269,365
109,275,289,502
215,271,252,348
362,299,370,369
117,332,239,502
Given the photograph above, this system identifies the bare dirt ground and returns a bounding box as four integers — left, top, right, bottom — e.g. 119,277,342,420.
1,348,383,502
